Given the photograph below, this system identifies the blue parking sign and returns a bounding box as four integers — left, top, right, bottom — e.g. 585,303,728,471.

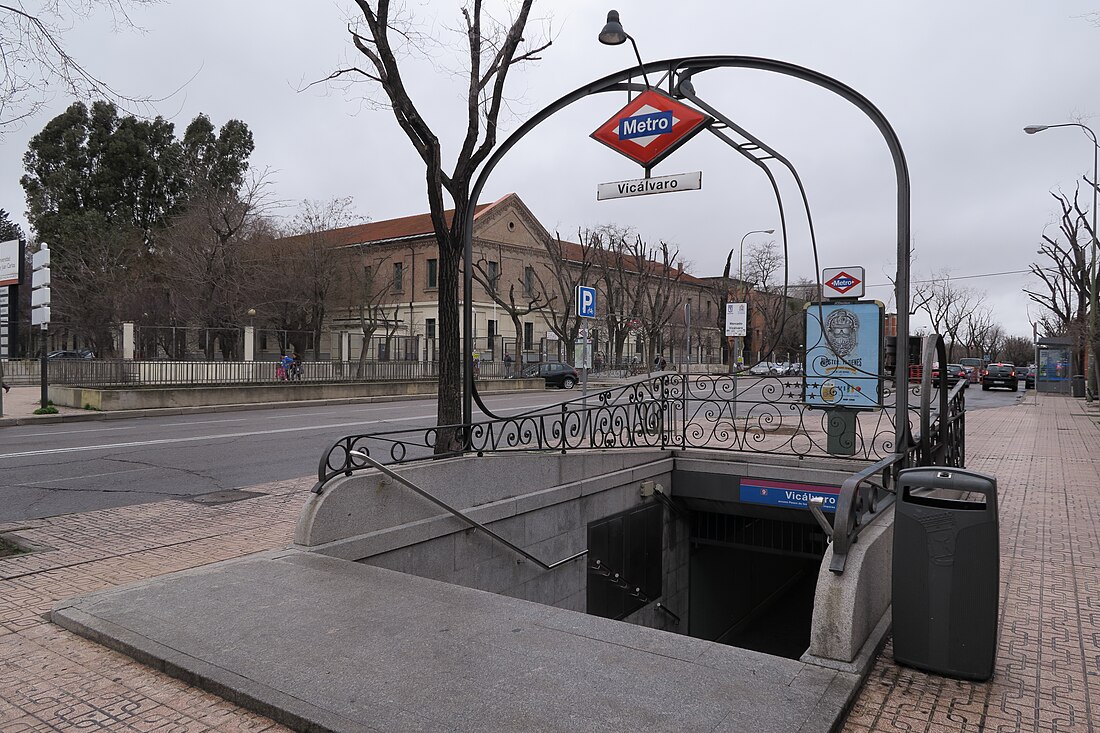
576,285,596,318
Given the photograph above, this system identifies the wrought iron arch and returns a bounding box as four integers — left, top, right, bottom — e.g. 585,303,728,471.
461,55,912,460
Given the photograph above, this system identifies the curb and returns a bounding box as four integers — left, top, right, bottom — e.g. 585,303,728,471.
0,381,632,428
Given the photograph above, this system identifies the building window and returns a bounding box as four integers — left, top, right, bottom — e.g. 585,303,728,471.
487,320,497,340
426,258,438,289
523,322,534,350
706,301,712,318
393,262,404,293
524,266,536,298
487,261,500,294
426,318,436,340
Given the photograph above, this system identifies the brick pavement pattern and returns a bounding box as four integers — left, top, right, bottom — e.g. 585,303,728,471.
845,395,1100,733
0,395,1097,732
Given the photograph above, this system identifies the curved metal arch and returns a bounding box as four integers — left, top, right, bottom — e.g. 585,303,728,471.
462,55,911,458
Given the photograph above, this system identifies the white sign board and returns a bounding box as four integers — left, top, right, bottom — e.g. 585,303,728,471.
725,302,747,337
0,239,19,286
822,266,865,299
574,339,592,369
597,171,702,201
31,243,50,326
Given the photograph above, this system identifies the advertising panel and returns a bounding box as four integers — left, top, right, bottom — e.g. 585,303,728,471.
803,301,883,409
0,239,19,286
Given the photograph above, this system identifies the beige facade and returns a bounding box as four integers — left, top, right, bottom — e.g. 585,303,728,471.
321,193,724,365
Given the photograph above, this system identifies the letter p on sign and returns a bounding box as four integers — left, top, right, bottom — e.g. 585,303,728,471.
576,285,596,318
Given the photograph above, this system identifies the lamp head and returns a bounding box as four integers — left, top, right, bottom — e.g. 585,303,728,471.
764,229,775,234
599,10,628,45
1023,125,1048,135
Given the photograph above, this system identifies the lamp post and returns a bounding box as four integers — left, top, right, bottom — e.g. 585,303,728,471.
598,10,651,88
1025,122,1099,400
723,228,774,373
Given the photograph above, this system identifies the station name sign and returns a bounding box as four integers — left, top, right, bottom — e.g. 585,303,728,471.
597,171,702,201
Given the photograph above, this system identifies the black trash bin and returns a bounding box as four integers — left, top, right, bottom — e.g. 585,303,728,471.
1071,374,1085,398
893,467,999,680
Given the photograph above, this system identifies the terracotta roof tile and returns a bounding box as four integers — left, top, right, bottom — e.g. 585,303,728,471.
305,201,497,249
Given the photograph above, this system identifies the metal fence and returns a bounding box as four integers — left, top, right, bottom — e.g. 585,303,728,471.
0,359,454,387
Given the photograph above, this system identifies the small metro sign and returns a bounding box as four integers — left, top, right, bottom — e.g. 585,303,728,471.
590,89,711,169
822,267,865,299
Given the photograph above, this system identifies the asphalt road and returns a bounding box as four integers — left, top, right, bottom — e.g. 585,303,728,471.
0,377,1025,523
0,391,582,523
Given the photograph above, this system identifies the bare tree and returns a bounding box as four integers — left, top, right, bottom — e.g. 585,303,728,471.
638,242,686,368
327,1,550,451
268,198,363,360
1,1,158,138
471,243,551,376
159,173,273,359
1024,188,1091,376
538,231,598,362
911,269,985,361
1000,334,1032,366
591,225,645,366
742,240,802,363
44,225,142,356
341,252,401,376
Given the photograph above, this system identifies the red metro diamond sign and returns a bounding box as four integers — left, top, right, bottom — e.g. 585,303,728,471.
822,267,865,299
591,89,711,168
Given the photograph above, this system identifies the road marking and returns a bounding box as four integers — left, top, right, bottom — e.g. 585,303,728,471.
12,426,137,437
0,414,446,460
0,401,577,461
161,418,249,426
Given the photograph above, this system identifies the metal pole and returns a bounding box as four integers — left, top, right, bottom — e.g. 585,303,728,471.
40,324,48,408
1090,129,1098,401
683,299,691,372
1026,122,1100,401
1034,321,1039,406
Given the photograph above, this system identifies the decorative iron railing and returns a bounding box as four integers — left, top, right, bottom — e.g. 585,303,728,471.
318,372,913,485
314,337,967,575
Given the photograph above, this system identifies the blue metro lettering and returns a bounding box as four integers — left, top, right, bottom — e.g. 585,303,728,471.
619,110,674,140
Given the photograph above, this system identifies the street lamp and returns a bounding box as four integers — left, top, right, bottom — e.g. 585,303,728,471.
1025,122,1099,399
597,10,651,88
723,228,774,371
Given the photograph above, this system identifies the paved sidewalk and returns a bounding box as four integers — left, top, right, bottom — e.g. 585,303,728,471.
0,395,1098,731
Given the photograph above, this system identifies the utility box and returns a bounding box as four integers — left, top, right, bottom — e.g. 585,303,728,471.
893,467,999,680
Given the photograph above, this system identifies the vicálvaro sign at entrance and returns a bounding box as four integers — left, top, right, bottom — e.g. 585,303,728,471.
597,171,702,200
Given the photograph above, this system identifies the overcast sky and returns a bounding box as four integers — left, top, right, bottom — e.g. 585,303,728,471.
3,0,1099,340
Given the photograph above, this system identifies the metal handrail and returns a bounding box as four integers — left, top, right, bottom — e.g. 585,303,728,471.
346,450,587,571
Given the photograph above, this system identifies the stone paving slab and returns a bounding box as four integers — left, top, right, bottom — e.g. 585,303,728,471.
1,394,1099,732
51,548,858,733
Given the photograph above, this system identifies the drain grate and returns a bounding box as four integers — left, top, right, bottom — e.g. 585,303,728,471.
185,490,265,505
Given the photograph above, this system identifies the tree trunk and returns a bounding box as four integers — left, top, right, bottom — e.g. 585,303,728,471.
435,239,463,452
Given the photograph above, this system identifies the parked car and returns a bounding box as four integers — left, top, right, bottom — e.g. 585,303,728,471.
749,361,784,376
1022,366,1036,390
47,349,95,360
521,362,579,389
981,363,1019,391
931,363,968,388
